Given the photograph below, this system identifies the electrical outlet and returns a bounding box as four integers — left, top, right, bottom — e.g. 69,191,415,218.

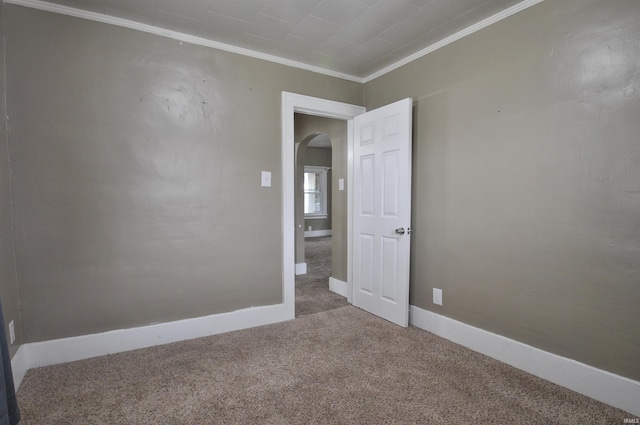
9,320,15,344
433,288,443,306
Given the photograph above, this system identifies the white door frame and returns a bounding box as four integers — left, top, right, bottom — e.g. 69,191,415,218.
281,92,366,320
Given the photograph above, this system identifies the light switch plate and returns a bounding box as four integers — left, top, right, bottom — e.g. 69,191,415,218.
261,171,271,187
339,178,345,191
433,288,443,306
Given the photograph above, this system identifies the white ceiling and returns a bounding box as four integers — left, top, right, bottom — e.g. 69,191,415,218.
11,0,538,81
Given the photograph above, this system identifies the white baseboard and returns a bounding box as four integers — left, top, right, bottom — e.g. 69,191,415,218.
409,305,640,417
16,304,286,377
295,262,307,275
10,345,28,390
304,230,332,238
13,302,638,417
329,277,348,298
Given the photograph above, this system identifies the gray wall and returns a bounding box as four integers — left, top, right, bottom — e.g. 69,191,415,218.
5,5,362,342
365,0,640,381
0,2,22,358
4,0,638,384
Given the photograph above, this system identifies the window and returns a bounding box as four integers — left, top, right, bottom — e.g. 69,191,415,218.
303,167,328,218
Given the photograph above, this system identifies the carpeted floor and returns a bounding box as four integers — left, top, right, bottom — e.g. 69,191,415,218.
17,306,631,424
295,236,349,317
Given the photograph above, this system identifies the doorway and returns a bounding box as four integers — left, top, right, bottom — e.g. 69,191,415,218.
294,123,349,317
294,131,333,275
281,92,366,320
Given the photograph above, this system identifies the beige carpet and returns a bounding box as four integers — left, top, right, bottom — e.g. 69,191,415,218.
295,236,348,317
17,306,630,424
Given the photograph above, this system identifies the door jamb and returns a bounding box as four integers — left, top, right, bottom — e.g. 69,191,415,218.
281,92,366,320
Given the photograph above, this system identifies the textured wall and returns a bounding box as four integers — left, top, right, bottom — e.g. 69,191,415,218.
5,5,362,342
0,3,22,358
365,0,640,380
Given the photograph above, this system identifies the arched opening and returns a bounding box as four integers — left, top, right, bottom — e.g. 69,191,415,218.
295,132,331,272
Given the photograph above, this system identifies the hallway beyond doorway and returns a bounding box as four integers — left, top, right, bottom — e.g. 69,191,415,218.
295,236,348,317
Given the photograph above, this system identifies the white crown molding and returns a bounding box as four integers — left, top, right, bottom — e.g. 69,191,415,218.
410,305,640,417
6,0,543,84
3,0,364,83
362,0,544,83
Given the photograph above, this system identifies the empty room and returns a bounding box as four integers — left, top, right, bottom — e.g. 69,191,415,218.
0,0,638,423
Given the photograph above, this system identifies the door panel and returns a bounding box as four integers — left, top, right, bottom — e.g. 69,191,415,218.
381,237,398,301
360,155,376,216
352,98,412,327
359,234,375,294
382,150,400,217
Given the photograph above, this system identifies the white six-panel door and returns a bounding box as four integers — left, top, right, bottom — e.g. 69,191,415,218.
352,98,413,327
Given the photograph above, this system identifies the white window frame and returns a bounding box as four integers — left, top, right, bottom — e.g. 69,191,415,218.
303,166,329,219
